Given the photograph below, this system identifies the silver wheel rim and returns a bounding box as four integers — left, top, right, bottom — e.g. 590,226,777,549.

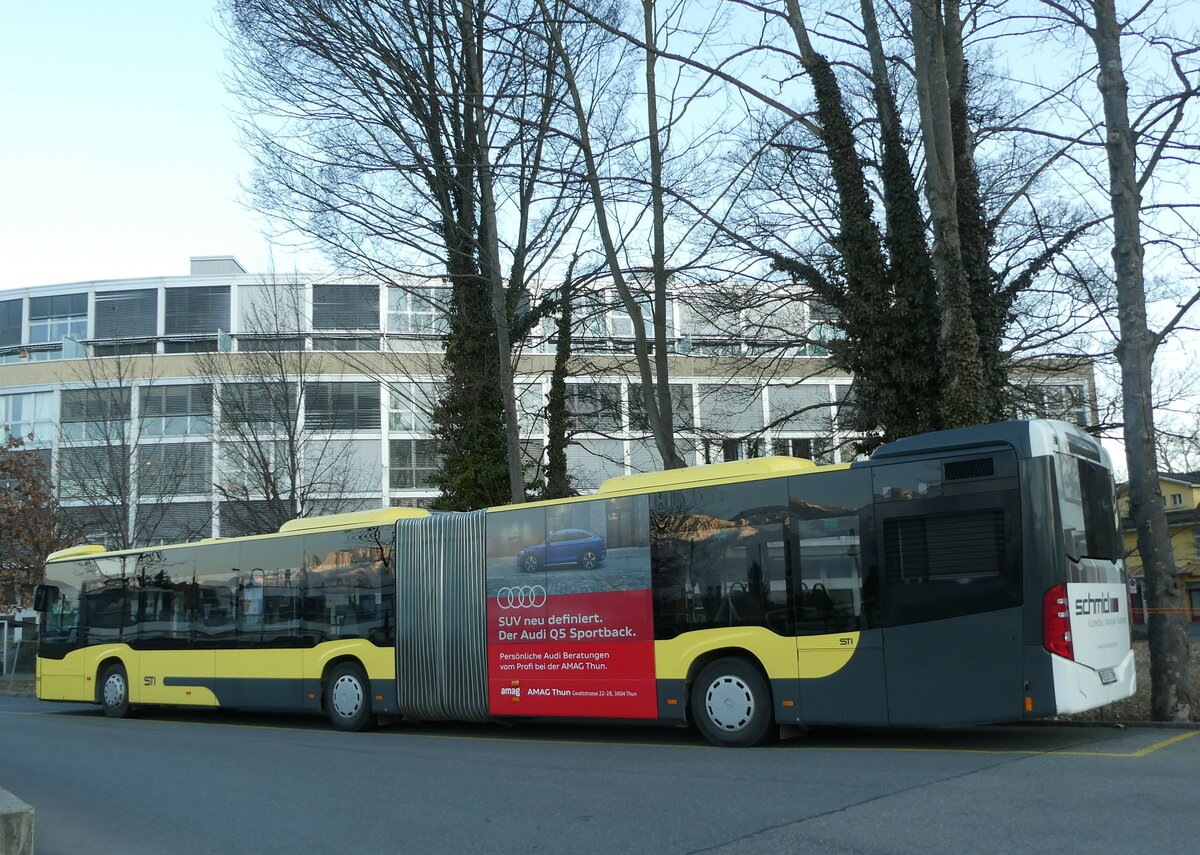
704,675,754,732
332,674,364,720
581,552,597,570
524,556,538,572
104,672,126,709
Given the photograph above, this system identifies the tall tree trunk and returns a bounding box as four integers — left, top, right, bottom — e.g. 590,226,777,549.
910,0,988,428
536,0,679,469
1090,0,1191,721
544,276,574,498
941,0,1005,421
461,0,526,503
859,0,941,436
644,0,684,469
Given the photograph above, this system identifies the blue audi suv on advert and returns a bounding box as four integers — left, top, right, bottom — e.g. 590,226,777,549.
517,529,607,572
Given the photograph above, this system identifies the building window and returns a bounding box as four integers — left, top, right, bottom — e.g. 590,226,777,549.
312,336,379,351
1170,493,1183,507
629,384,694,432
768,384,832,432
220,439,293,495
771,437,833,464
141,385,213,437
702,438,765,464
564,440,625,490
236,336,305,353
219,383,297,434
164,339,219,353
0,299,21,348
387,287,449,335
565,383,621,433
95,290,157,339
1019,383,1089,428
29,293,87,344
1193,530,1200,560
389,383,437,433
139,442,212,495
165,286,230,335
59,446,125,500
698,384,763,433
389,439,439,490
306,383,380,431
1,391,54,441
313,284,379,330
60,388,131,441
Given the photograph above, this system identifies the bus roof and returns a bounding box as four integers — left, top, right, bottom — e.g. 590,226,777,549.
45,507,429,563
487,456,850,514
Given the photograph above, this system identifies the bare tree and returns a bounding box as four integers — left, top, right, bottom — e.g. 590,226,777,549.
57,353,207,549
1036,0,1198,720
224,0,589,507
194,281,376,534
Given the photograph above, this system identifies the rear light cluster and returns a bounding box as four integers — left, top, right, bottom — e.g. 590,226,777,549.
1043,583,1075,661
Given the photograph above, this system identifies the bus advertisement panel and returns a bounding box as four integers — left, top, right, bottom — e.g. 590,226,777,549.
484,496,657,718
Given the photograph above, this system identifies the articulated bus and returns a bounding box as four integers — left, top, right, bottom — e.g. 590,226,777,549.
34,419,1134,746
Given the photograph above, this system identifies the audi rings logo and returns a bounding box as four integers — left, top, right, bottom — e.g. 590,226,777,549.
496,585,547,609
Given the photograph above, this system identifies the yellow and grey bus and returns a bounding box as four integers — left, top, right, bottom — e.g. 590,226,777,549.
34,419,1134,746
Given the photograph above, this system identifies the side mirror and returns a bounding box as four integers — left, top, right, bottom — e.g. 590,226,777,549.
34,584,59,612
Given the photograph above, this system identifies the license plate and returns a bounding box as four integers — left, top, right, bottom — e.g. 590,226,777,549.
1099,668,1117,685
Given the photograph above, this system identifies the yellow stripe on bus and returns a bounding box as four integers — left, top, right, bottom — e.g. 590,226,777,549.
654,628,860,680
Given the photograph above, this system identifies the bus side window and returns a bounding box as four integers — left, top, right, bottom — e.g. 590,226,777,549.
790,469,872,635
650,479,790,639
304,527,391,643
873,454,1022,626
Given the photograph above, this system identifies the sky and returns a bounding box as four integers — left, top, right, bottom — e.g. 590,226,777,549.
0,1,322,291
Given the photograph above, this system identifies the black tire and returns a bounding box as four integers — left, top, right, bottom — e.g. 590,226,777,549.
99,662,132,719
690,657,774,747
521,554,540,573
578,549,599,571
325,662,373,732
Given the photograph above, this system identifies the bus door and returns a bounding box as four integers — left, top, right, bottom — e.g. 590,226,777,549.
229,538,305,710
789,469,889,726
131,549,212,706
872,454,1024,726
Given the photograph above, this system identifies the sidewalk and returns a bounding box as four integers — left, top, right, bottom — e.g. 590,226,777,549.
0,673,35,698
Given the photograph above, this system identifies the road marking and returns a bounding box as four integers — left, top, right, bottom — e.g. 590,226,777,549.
19,706,1200,756
1126,731,1198,757
786,730,1199,758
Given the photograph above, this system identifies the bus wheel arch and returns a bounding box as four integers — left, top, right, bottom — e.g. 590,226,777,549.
687,652,774,747
96,658,133,719
321,657,373,732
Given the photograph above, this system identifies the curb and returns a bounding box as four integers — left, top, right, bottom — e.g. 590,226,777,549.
0,787,33,855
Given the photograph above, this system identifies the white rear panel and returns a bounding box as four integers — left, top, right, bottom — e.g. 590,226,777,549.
1052,582,1136,714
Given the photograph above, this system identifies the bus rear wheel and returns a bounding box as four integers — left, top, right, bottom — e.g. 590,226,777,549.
99,662,132,719
691,657,773,747
325,662,373,732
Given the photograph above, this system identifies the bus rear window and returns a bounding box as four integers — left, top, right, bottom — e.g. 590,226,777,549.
1077,459,1121,560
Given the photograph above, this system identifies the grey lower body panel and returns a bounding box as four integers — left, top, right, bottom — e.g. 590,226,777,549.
394,511,490,722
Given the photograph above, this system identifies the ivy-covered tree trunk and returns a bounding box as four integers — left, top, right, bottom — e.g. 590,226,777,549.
859,0,941,436
544,277,574,499
942,0,1005,422
910,0,990,428
431,236,512,510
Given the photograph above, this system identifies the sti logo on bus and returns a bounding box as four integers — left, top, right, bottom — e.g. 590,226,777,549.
1074,595,1121,616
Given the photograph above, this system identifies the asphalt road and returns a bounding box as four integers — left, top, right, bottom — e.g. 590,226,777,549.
1,694,1195,855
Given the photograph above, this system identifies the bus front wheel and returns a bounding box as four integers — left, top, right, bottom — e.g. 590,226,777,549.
691,658,773,747
325,662,373,732
99,662,132,719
